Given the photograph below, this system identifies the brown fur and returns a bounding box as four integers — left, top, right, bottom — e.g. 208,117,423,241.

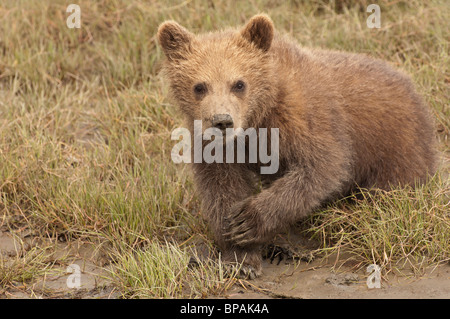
157,14,437,276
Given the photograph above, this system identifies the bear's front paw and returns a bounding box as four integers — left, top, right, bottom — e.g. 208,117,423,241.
223,262,262,280
223,199,264,247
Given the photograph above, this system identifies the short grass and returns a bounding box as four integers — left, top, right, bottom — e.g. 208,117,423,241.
0,0,448,298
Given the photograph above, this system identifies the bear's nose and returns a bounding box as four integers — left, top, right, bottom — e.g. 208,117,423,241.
211,114,233,130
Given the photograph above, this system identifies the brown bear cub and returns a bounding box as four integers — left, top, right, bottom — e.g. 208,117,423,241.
157,14,437,277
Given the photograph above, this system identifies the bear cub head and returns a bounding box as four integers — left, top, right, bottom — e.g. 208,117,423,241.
157,14,277,133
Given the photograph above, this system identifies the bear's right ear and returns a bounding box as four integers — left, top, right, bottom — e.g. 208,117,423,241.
157,21,193,61
240,14,274,52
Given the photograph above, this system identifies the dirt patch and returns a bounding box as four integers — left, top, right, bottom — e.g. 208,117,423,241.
224,252,450,299
0,230,119,299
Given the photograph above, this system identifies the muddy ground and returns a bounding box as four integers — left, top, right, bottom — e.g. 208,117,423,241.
1,229,448,299
226,256,449,299
0,230,119,299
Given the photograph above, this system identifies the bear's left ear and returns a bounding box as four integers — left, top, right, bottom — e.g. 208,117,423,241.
157,20,193,61
240,14,274,52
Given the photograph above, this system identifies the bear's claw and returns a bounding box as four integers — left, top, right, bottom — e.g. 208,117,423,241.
223,262,261,280
223,200,261,247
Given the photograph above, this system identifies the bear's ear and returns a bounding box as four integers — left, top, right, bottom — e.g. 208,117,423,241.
240,14,274,52
157,21,193,61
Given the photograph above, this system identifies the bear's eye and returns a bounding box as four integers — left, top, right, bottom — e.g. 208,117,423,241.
232,80,246,93
193,83,207,96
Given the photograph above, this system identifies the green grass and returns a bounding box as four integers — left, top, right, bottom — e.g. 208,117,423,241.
0,0,449,298
109,240,236,298
307,175,450,275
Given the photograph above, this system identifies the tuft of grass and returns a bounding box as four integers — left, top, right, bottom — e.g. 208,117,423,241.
109,241,236,299
0,245,59,290
307,175,450,274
